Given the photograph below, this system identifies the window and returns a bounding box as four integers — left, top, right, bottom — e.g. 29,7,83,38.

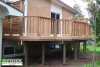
51,12,60,34
4,47,14,55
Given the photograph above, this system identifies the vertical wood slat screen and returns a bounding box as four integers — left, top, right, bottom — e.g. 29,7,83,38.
3,17,22,35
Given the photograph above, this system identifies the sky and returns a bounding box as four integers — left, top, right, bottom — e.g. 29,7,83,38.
61,0,89,18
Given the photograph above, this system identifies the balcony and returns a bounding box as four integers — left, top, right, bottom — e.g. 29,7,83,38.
3,16,91,41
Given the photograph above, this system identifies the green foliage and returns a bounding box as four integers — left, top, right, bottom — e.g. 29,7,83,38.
83,45,100,67
96,0,100,44
96,11,100,43
83,61,100,67
96,0,100,4
85,0,100,44
73,4,83,17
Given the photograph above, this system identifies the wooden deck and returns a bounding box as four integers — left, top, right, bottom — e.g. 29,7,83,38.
3,16,91,41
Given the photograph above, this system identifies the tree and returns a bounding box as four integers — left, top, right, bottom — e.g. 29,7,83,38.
84,0,100,44
73,4,83,17
95,0,100,44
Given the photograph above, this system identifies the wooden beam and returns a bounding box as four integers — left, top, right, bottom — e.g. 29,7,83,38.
42,44,45,64
76,42,80,59
63,44,66,64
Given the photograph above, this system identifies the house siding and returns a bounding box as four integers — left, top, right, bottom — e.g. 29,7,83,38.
62,8,74,19
28,0,74,18
28,0,51,18
27,0,74,36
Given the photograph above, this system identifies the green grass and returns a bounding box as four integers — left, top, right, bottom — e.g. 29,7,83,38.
80,45,100,54
83,61,100,67
86,45,100,54
83,45,100,67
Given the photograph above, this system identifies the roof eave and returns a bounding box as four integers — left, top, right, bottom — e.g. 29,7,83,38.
51,0,78,15
0,0,23,16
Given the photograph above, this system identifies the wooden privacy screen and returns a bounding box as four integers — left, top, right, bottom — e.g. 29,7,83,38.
3,16,22,35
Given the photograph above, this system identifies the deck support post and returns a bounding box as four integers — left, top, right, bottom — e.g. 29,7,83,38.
83,41,86,53
42,44,45,64
76,42,80,59
74,43,78,61
24,44,28,67
63,44,66,64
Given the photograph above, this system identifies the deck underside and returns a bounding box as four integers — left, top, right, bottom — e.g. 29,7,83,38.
3,35,90,42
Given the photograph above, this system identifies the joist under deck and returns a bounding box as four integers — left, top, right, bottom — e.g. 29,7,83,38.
20,36,90,41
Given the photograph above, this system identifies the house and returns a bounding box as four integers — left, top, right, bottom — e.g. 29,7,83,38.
2,0,91,67
0,0,23,67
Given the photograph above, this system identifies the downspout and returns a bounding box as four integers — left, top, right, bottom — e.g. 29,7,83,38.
0,16,3,67
24,0,28,36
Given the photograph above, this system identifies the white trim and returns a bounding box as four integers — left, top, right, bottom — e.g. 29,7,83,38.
4,34,10,36
4,34,20,36
12,34,20,36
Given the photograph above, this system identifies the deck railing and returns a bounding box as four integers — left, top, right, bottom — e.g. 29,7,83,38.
3,16,91,39
24,16,91,39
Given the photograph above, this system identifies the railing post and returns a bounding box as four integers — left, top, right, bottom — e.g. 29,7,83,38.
24,44,28,67
74,43,78,61
83,41,87,53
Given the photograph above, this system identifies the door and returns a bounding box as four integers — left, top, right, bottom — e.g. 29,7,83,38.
51,12,60,34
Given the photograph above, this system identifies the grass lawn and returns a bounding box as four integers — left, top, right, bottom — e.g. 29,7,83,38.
83,61,100,67
86,45,100,54
83,45,100,67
